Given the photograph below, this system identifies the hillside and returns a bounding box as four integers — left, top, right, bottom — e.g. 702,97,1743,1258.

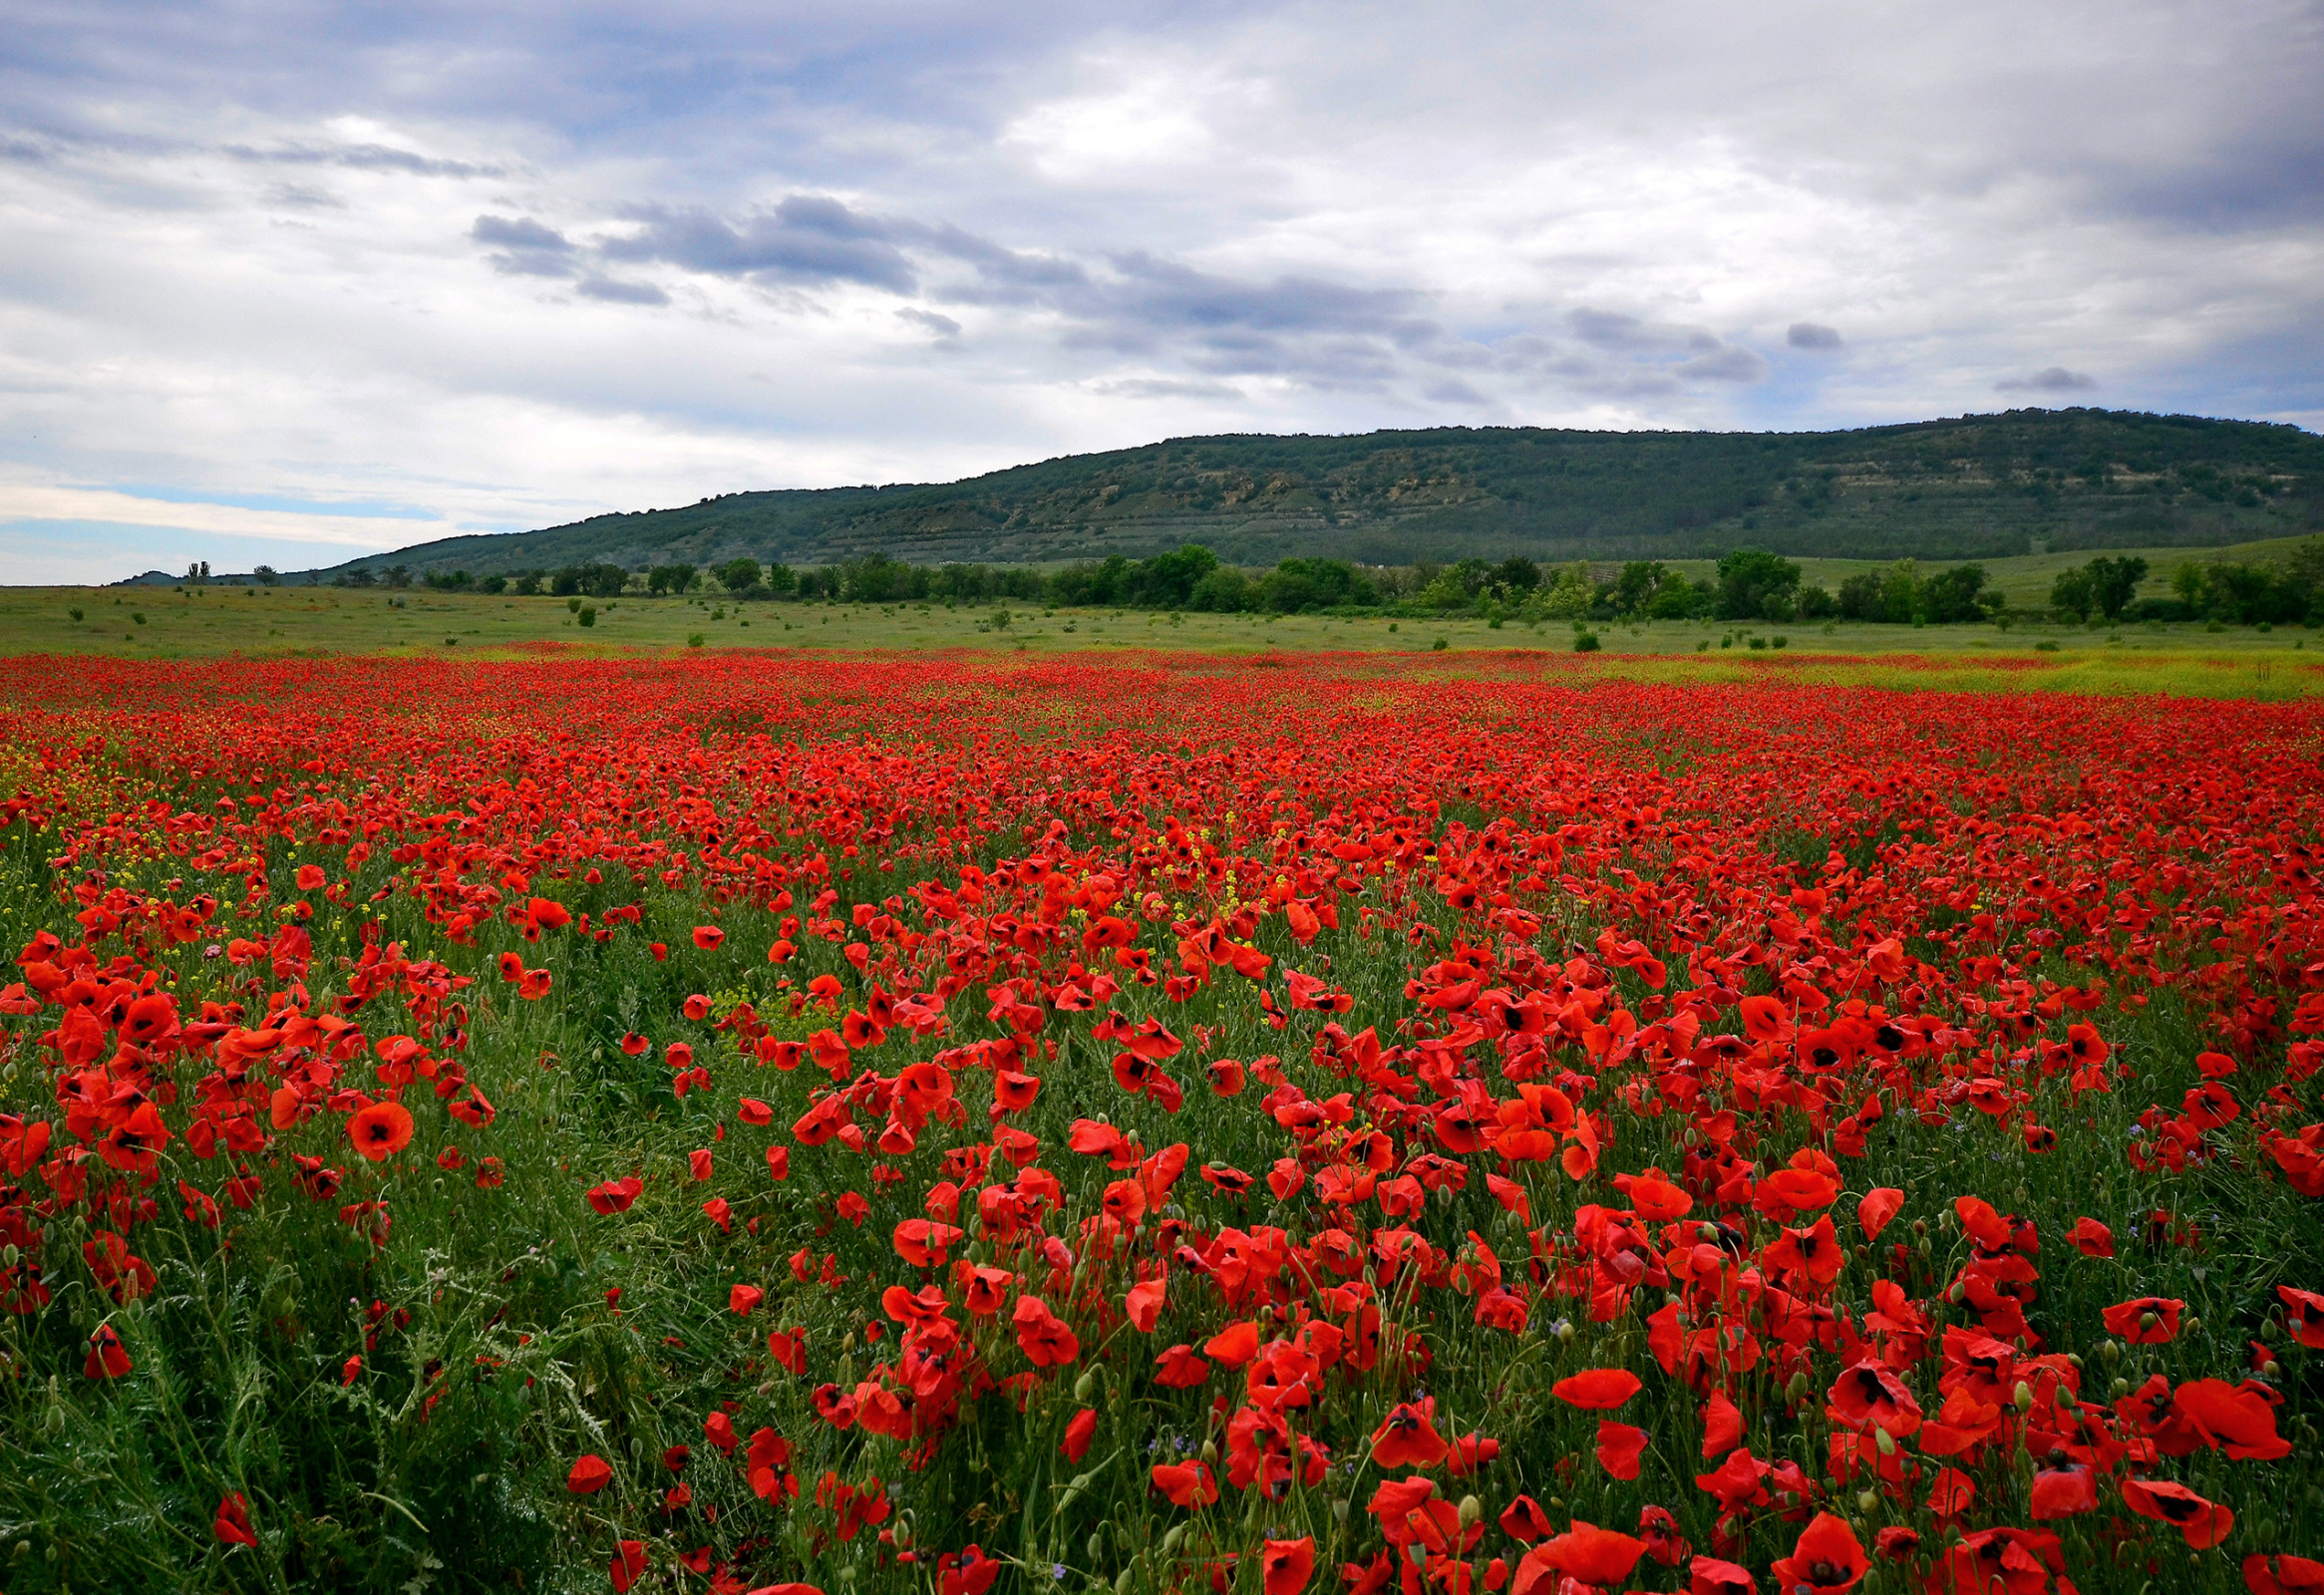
301,408,2324,580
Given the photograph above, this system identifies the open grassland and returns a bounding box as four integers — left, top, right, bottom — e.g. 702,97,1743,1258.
6,582,2324,701
0,651,2322,1595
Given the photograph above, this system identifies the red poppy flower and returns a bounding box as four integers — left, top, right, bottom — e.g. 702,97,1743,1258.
2102,1296,2183,1344
610,1541,647,1593
1011,1294,1080,1367
347,1101,414,1161
1151,1460,1218,1507
1595,1421,1647,1480
1262,1536,1315,1595
1499,1494,1552,1543
1154,1344,1211,1387
2172,1378,2292,1460
2030,1459,2097,1519
1688,1554,1756,1595
586,1176,643,1214
2279,1285,2324,1349
567,1454,614,1494
1856,1186,1904,1241
1524,1520,1645,1590
1770,1512,1868,1593
84,1324,132,1380
2069,1216,2114,1257
1371,1400,1449,1467
213,1492,257,1547
1062,1409,1098,1462
2243,1555,2324,1595
1627,1171,1692,1221
2121,1476,2234,1547
1826,1360,1922,1437
1552,1368,1642,1410
692,925,724,950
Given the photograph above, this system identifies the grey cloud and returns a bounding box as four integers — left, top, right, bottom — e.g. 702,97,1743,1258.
1788,322,1842,350
602,197,917,292
473,214,575,277
896,307,961,336
1569,308,1647,347
225,143,498,178
1997,366,2097,392
575,275,667,305
1424,379,1491,405
1678,345,1769,383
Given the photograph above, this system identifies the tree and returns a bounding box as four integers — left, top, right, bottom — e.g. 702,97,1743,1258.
1714,548,1802,621
2050,566,2096,620
718,557,762,593
648,564,699,596
1919,564,1996,624
763,562,798,596
252,565,278,586
2085,555,2148,620
1493,556,1542,594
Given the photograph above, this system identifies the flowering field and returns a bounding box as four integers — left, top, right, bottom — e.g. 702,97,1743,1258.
2,648,2321,1595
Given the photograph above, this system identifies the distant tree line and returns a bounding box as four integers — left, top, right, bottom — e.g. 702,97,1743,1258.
334,535,2324,627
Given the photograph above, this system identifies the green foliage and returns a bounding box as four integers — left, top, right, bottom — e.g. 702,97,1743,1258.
2052,555,2149,620
1714,548,1803,621
716,557,761,593
648,563,699,596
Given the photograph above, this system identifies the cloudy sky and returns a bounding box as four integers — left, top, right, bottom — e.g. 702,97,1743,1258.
3,0,2320,582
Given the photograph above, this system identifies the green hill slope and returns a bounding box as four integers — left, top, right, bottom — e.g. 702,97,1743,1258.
304,408,2324,580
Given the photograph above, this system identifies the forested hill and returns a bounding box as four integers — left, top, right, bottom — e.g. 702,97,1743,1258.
307,409,2324,579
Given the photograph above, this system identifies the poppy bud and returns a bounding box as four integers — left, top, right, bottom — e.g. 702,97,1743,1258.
1787,1371,1810,1401
1087,1529,1107,1563
1116,1561,1140,1595
1075,1370,1097,1402
2013,1381,2033,1412
2183,1314,2200,1334
2111,1378,2130,1399
2101,1340,2122,1365
1873,1426,1895,1457
1163,1526,1186,1555
1200,1440,1218,1466
1458,1495,1482,1527
1555,1320,1574,1344
1857,1490,1877,1513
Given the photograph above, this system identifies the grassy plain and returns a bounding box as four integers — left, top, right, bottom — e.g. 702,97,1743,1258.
7,578,2324,699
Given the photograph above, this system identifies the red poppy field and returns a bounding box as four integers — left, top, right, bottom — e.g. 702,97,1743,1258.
2,648,2322,1595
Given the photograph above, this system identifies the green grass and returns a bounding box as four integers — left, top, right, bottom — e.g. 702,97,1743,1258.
10,582,2324,699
